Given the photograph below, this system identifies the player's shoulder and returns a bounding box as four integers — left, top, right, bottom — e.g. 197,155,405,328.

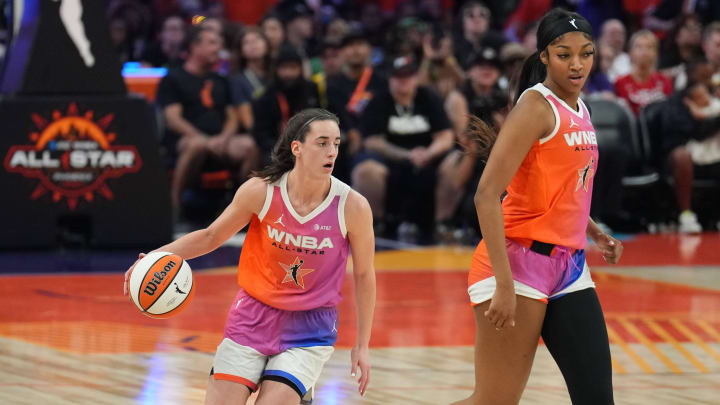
244,176,271,191
344,187,371,217
514,87,553,117
236,176,272,208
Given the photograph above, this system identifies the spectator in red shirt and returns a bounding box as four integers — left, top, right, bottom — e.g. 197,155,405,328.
614,29,672,115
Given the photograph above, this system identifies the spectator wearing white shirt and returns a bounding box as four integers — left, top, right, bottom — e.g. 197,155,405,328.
599,19,631,83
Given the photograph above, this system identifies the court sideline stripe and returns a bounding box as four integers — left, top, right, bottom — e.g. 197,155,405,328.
606,323,653,374
669,319,720,364
644,319,708,373
618,318,681,374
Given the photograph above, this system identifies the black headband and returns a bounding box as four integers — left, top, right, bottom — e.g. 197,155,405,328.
537,15,593,52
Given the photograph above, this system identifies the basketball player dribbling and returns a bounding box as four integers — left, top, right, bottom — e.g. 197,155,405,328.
123,108,376,404
451,9,623,405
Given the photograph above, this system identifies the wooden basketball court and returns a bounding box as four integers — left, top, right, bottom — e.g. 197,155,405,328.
1,233,719,404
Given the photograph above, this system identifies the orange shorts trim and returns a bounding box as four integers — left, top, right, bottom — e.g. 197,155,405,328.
213,373,258,391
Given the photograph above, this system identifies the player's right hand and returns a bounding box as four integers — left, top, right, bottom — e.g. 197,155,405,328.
485,284,516,330
123,253,146,296
350,343,371,396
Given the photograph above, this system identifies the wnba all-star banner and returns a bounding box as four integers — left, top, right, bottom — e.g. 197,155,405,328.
0,97,170,248
1,0,125,95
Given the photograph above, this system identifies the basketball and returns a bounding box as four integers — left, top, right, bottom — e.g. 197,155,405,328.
128,251,195,318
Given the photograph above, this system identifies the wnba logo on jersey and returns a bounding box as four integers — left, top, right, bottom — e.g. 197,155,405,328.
563,130,597,149
267,225,334,250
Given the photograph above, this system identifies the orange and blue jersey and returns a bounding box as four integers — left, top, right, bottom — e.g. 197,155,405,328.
237,172,351,312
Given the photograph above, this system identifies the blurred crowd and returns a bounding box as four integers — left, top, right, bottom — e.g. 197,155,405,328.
69,0,720,240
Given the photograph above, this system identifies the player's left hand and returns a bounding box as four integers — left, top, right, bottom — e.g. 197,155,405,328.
594,233,623,264
350,344,370,396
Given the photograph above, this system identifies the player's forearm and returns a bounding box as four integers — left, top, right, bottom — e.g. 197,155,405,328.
586,217,605,243
353,270,376,347
474,193,513,288
152,228,220,260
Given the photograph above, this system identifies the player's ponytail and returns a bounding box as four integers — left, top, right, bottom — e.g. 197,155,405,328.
514,51,547,105
253,108,339,183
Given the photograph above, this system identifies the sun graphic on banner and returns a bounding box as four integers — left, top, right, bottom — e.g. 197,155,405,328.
3,103,142,210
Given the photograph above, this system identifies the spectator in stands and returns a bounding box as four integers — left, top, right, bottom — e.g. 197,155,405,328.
352,55,454,240
435,119,485,243
320,40,343,80
498,42,529,93
521,21,538,53
660,60,720,233
261,14,286,58
199,17,232,74
418,26,466,113
615,30,672,116
659,14,703,89
701,22,720,97
140,15,186,68
252,45,320,163
359,2,387,52
108,0,151,62
417,0,444,23
453,49,538,235
462,48,510,130
453,1,506,68
312,39,343,109
232,27,271,132
598,41,617,77
503,0,551,43
109,16,133,64
157,25,259,214
599,19,631,83
201,17,223,35
417,28,472,238
325,18,351,44
327,30,387,162
387,17,427,62
282,2,316,64
584,42,615,99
